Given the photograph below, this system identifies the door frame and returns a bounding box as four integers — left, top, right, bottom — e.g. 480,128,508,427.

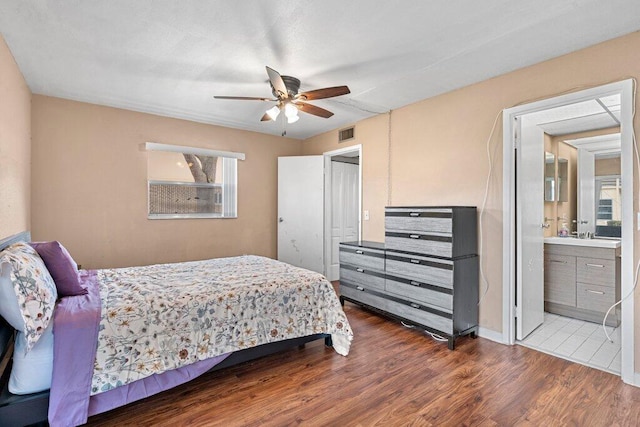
502,79,635,384
323,144,363,279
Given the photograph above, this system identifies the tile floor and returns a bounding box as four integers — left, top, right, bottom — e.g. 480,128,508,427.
518,312,621,374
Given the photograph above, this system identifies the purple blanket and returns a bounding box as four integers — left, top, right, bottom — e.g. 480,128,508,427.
48,271,229,427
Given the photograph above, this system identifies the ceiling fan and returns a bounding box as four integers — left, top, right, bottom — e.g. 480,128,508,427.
214,66,350,126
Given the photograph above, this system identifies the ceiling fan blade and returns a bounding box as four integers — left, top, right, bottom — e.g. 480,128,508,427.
298,86,350,101
214,96,275,101
260,113,273,122
266,66,288,99
297,102,334,118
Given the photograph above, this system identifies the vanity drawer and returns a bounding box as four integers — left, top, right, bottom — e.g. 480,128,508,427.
385,207,453,234
544,254,576,306
577,283,616,313
385,274,453,312
385,251,453,289
339,246,385,272
576,257,616,287
339,265,386,292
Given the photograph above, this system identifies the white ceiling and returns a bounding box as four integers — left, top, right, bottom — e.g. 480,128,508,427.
1,1,640,140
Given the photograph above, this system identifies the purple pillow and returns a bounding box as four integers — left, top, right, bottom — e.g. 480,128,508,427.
29,241,87,297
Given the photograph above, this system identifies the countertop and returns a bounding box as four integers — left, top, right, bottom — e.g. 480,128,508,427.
544,236,621,249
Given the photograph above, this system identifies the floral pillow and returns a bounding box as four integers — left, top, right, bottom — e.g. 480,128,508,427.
0,242,57,352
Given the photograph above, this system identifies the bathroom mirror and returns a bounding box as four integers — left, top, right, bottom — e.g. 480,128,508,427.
544,151,556,202
567,132,621,238
557,157,568,202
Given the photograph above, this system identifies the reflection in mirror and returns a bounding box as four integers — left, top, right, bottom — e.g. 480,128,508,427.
557,157,568,202
544,151,556,202
595,175,622,237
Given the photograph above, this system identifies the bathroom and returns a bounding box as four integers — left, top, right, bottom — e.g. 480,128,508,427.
521,114,623,374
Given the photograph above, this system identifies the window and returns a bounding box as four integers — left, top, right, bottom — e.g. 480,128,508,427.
145,142,244,219
597,199,612,221
595,176,621,237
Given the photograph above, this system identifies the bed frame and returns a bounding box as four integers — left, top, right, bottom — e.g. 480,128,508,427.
0,231,332,427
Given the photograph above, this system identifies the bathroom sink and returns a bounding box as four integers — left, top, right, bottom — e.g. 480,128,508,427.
544,236,621,248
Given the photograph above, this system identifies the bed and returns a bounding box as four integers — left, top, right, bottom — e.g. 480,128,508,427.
0,231,352,427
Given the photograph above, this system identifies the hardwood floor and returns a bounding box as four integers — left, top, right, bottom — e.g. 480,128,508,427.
86,298,640,426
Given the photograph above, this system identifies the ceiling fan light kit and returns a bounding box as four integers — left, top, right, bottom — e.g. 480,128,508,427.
266,105,281,121
214,66,350,130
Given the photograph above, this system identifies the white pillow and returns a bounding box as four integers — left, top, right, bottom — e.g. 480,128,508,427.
0,261,23,330
0,242,57,351
1,260,54,394
9,321,53,394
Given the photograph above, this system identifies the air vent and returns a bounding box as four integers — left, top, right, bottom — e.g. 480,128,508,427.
338,126,355,142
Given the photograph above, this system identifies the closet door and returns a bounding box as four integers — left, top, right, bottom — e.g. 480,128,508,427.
328,161,359,280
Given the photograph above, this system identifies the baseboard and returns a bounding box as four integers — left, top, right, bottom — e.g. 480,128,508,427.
477,326,506,344
625,371,640,388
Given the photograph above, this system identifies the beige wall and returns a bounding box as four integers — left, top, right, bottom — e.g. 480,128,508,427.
31,96,302,268
596,157,621,176
302,31,640,342
303,114,390,242
0,35,31,238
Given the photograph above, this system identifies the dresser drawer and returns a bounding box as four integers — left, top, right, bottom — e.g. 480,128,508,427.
385,233,452,258
339,265,386,292
577,283,616,313
341,283,453,334
576,257,616,287
339,246,385,272
385,274,453,312
385,208,453,234
385,251,453,289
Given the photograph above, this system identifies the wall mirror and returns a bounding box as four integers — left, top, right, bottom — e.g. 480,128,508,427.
565,132,621,237
557,157,568,202
544,151,556,202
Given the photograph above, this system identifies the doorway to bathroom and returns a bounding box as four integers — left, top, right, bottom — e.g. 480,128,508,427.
502,80,635,383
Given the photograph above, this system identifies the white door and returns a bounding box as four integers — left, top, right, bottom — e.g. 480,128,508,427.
516,114,546,340
577,148,596,236
277,156,324,274
327,161,359,280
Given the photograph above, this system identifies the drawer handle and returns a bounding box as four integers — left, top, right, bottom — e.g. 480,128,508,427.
410,259,420,264
410,303,420,309
550,260,567,264
586,263,605,268
356,286,364,291
586,289,605,295
409,234,420,239
356,268,365,273
409,212,421,217
355,250,364,254
410,281,421,287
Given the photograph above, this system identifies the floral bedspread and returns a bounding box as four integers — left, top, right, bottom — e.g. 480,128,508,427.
91,255,352,395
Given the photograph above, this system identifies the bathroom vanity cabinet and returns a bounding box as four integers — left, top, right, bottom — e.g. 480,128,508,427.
544,241,621,326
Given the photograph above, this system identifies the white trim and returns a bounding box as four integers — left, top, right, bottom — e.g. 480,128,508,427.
619,79,635,384
502,112,516,345
502,79,635,383
632,372,640,388
477,327,506,344
144,142,246,160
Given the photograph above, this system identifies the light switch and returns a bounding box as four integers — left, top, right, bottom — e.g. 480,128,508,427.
364,210,370,221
